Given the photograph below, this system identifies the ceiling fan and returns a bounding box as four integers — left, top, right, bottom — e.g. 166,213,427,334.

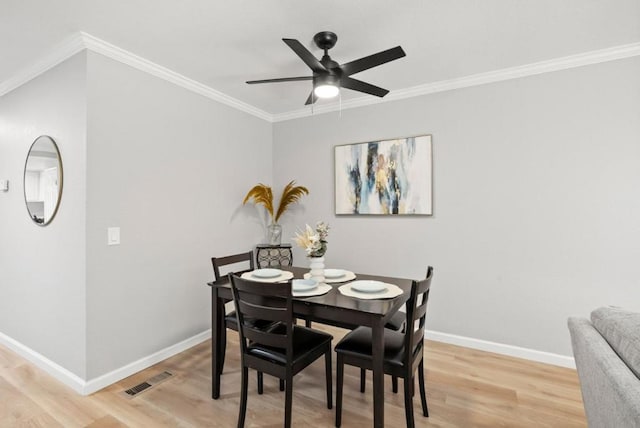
246,31,406,105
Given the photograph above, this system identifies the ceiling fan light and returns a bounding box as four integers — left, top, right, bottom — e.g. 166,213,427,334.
314,84,340,99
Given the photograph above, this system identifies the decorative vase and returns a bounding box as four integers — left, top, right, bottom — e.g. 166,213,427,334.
308,256,325,284
266,223,282,245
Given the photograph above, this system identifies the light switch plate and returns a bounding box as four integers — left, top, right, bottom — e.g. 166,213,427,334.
0,179,8,192
107,227,120,245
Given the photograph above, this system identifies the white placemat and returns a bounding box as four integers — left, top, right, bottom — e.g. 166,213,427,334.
304,270,356,284
293,283,332,298
338,282,403,300
241,270,294,283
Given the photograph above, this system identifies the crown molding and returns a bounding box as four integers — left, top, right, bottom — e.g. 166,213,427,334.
2,32,639,124
0,32,272,121
78,32,272,122
272,41,640,122
0,33,86,97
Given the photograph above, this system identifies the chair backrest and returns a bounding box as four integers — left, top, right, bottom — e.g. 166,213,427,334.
229,273,294,362
404,266,434,364
256,247,293,268
211,251,254,282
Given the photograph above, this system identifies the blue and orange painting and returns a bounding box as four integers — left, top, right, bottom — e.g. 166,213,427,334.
335,135,432,215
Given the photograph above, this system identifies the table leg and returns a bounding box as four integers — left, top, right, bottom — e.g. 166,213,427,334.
372,320,385,428
211,287,222,399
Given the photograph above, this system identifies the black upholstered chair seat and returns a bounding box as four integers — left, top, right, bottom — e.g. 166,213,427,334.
335,326,407,368
248,325,332,367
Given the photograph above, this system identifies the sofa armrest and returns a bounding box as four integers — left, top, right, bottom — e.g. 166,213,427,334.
568,317,640,428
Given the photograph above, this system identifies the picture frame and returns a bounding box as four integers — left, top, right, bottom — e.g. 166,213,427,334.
334,134,432,215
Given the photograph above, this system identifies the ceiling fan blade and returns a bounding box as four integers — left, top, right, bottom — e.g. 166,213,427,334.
304,92,317,105
341,77,389,97
283,38,327,73
246,76,312,84
340,46,406,76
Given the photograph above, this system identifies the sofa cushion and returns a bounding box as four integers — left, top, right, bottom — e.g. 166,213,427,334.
591,306,640,379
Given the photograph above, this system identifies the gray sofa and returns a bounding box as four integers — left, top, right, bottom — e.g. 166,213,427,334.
568,307,640,427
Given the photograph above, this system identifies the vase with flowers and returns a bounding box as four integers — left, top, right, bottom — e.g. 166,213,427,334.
243,180,309,245
293,222,329,284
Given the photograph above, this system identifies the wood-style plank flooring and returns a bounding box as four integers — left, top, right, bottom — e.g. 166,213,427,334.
0,325,586,427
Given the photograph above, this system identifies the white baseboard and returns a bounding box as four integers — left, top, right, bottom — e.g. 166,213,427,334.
0,330,87,393
1,327,574,397
82,329,212,395
0,329,212,395
425,329,576,369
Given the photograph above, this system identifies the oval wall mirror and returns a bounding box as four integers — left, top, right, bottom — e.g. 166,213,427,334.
23,135,63,226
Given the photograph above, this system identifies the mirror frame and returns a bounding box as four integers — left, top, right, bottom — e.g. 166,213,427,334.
23,135,63,227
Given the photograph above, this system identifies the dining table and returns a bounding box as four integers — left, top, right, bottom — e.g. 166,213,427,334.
207,265,413,428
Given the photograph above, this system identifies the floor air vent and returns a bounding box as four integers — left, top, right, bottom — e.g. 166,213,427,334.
122,371,173,398
124,382,152,396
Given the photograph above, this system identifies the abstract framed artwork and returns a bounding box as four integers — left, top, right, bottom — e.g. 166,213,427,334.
334,134,432,215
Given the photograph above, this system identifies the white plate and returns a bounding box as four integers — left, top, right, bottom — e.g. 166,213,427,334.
292,279,318,292
324,269,346,279
350,280,387,293
252,268,283,278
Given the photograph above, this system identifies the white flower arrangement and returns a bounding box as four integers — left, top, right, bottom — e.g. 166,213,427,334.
293,221,329,257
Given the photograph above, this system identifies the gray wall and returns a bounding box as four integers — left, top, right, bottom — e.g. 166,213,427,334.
0,50,273,382
2,47,637,382
85,52,272,378
0,53,88,377
273,56,640,357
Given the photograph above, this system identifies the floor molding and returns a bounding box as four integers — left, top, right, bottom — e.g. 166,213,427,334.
426,329,576,369
0,330,86,393
82,329,212,395
0,329,211,395
2,325,576,398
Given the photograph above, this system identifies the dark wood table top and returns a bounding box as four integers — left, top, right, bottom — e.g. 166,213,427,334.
208,266,413,326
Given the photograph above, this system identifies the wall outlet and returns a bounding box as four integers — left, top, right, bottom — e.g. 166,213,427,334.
0,180,8,192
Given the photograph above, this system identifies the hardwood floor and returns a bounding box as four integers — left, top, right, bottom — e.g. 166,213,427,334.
0,325,586,427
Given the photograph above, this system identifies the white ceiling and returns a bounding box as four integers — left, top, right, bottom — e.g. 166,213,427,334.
1,0,639,116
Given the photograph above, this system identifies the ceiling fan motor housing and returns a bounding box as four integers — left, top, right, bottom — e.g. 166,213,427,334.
313,31,338,51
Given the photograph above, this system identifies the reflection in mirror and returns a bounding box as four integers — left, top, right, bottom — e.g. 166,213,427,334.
24,135,63,226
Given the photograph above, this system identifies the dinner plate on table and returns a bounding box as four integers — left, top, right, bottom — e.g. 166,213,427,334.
324,269,346,279
304,270,356,283
293,283,332,298
251,268,283,279
292,279,318,292
241,270,293,283
338,281,403,299
349,280,387,293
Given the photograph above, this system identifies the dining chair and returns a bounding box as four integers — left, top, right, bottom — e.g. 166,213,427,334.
334,267,433,428
212,251,281,393
255,244,294,269
230,274,333,428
